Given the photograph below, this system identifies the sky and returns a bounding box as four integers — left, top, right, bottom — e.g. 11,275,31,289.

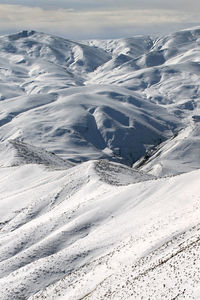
0,0,200,39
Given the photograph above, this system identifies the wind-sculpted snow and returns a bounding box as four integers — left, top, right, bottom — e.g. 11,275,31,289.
0,27,200,299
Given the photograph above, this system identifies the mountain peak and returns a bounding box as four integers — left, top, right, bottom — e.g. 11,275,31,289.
8,30,37,40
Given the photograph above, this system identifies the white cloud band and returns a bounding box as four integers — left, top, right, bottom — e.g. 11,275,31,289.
0,4,199,38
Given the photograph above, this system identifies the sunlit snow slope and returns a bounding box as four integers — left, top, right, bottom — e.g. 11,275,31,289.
0,161,199,300
0,27,200,300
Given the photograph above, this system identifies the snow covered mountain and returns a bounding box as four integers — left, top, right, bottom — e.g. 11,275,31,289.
0,27,200,299
0,28,200,171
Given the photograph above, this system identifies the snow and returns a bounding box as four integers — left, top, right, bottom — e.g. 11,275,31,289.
0,162,199,299
0,27,200,299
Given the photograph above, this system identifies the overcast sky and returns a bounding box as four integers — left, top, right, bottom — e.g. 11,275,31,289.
0,0,200,39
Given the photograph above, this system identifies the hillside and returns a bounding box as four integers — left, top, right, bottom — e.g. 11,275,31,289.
0,27,200,299
0,161,199,300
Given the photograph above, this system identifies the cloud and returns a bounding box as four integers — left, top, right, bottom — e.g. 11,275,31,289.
1,0,200,11
0,4,199,39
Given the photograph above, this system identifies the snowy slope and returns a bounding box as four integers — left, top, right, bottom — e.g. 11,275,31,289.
0,139,73,168
0,27,200,300
134,121,200,176
0,161,199,300
0,83,179,165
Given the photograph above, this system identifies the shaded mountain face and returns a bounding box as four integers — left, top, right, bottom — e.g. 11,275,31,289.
0,28,199,171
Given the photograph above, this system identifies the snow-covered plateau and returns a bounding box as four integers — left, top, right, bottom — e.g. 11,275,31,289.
0,27,200,299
